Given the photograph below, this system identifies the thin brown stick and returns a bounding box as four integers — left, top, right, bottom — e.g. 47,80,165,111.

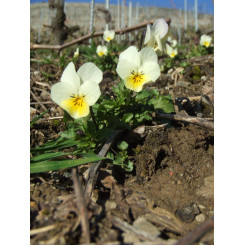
30,101,54,105
157,113,214,131
30,90,48,111
174,216,214,245
30,19,170,51
72,167,90,243
84,130,122,201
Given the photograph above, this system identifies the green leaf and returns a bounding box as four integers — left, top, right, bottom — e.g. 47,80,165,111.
117,141,129,150
31,152,75,163
150,96,175,114
31,138,79,153
30,109,49,128
123,113,133,123
30,156,106,174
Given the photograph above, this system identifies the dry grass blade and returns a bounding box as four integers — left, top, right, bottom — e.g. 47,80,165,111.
84,130,122,201
72,167,90,243
30,224,56,236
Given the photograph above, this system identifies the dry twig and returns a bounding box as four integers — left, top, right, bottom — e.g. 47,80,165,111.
72,167,90,243
30,19,170,51
157,113,214,131
174,216,214,245
84,130,122,201
30,90,48,111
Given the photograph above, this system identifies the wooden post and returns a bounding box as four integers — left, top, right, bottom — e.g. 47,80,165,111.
89,0,95,44
117,0,121,42
178,9,182,45
128,1,132,41
184,0,187,30
105,0,110,30
195,0,198,31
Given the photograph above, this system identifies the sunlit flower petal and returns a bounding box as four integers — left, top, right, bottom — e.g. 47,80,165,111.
116,46,160,92
144,18,168,51
96,45,108,57
51,62,102,119
103,30,115,42
118,46,140,67
60,62,80,89
73,48,79,58
77,62,103,84
200,34,212,47
79,81,101,106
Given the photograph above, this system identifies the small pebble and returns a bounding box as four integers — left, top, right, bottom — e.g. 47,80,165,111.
196,213,206,223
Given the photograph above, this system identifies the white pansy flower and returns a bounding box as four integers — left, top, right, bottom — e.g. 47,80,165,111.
116,46,160,92
73,48,79,58
166,44,178,58
200,34,212,48
167,36,177,47
144,18,168,51
103,30,115,42
96,45,108,57
51,62,102,119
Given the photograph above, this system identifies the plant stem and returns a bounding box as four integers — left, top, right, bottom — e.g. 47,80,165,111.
90,107,98,131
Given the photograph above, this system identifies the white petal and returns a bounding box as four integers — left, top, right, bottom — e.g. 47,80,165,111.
79,81,101,106
139,47,158,64
139,62,160,82
119,46,140,67
116,59,138,79
51,82,77,106
154,34,163,51
77,62,103,84
152,18,168,39
172,40,177,47
60,62,80,88
144,24,152,44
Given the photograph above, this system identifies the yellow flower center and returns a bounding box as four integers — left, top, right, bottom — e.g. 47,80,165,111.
61,94,89,119
204,41,210,47
98,52,104,57
170,52,176,58
106,37,112,41
125,70,149,92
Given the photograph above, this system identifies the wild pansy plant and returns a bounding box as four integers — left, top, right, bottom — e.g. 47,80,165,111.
51,62,102,119
166,43,178,58
103,30,115,43
116,46,160,92
144,18,168,51
200,34,212,48
96,45,108,57
31,19,176,174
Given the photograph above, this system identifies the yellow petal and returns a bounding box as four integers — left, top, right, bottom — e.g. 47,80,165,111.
61,97,89,119
124,73,150,92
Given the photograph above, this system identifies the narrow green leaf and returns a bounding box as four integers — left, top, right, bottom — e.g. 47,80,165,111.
30,109,49,128
31,152,77,163
31,139,79,153
30,157,106,174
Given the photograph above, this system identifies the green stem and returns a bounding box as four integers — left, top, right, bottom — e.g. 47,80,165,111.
90,107,98,131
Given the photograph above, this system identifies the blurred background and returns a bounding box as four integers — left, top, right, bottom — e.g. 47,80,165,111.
30,0,214,45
